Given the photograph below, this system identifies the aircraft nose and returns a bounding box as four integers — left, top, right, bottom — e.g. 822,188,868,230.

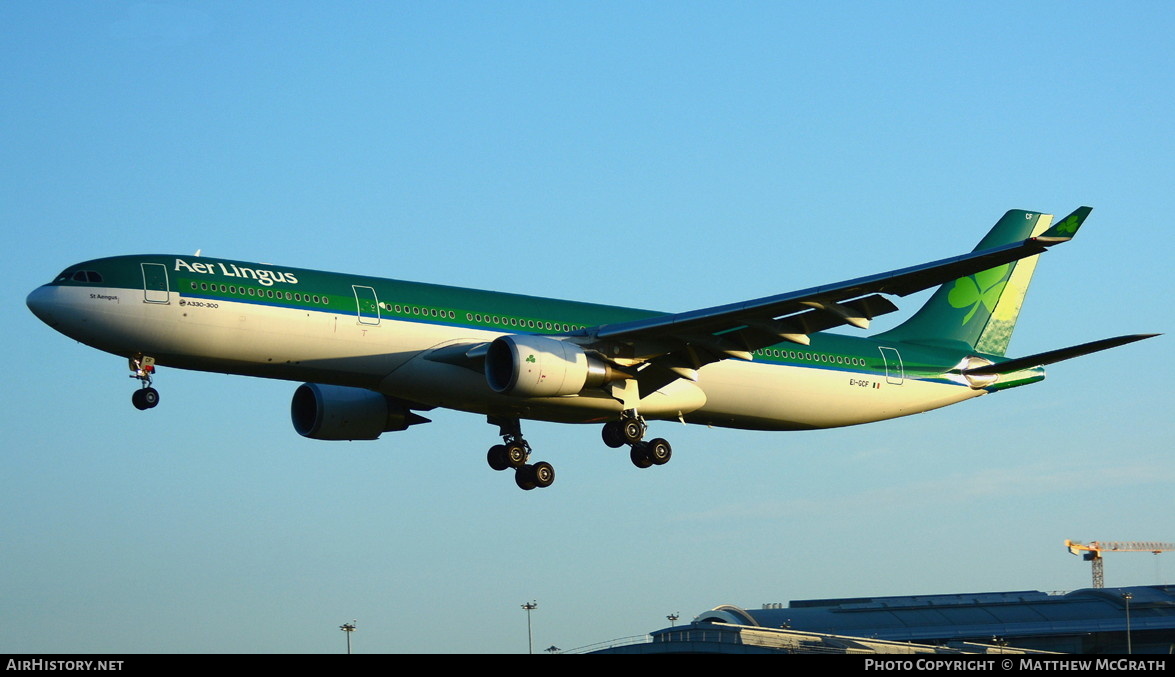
26,285,59,326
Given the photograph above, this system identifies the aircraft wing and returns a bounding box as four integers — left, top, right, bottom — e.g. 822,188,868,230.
582,208,1091,389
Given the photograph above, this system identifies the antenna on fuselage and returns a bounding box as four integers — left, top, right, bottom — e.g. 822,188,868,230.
194,249,202,257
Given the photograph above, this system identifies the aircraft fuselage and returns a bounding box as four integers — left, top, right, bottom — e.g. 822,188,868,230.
27,254,1022,432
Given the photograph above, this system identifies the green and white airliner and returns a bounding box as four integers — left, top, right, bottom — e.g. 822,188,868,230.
26,207,1154,490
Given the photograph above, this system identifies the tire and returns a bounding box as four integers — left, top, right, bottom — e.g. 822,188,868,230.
142,387,160,409
622,419,645,444
601,422,626,449
505,442,528,468
646,438,671,465
487,445,509,471
532,461,555,488
131,389,148,410
630,444,653,469
515,464,537,490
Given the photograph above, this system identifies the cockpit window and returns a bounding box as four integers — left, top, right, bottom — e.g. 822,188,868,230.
61,270,103,284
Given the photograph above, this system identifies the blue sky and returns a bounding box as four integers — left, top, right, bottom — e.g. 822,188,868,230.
2,2,1172,654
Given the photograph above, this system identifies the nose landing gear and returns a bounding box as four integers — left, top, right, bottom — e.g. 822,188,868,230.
131,386,160,410
129,353,160,410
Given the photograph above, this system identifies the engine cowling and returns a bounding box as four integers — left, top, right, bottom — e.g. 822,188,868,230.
291,383,427,440
485,335,625,397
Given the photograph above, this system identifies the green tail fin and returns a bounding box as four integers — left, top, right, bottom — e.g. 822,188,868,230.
874,208,1088,356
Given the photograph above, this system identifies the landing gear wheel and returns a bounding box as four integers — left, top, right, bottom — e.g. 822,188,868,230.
602,421,626,449
630,444,653,469
532,461,555,488
621,418,645,444
646,438,671,466
515,464,538,491
487,445,509,471
504,442,528,469
643,439,672,465
132,388,160,410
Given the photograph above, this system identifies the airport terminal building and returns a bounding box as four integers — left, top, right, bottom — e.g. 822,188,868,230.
590,585,1175,654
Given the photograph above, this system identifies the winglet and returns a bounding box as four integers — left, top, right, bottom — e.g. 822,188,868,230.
1036,206,1092,243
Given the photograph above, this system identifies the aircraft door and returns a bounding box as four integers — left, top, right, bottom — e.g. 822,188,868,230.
878,346,904,385
141,263,170,304
352,285,380,325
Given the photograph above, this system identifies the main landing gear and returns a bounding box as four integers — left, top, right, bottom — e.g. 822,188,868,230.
129,353,160,410
486,416,555,491
485,411,671,491
602,411,672,470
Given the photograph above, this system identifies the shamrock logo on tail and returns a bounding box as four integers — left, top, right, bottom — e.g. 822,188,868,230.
947,264,1010,325
1053,214,1081,236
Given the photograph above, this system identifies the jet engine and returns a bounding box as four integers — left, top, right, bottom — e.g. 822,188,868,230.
291,383,428,440
485,335,627,397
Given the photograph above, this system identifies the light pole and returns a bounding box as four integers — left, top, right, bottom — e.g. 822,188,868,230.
339,620,357,654
667,613,679,627
522,601,537,654
1122,592,1133,654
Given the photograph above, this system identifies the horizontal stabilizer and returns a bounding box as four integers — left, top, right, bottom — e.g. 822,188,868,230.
1034,206,1092,243
962,334,1158,376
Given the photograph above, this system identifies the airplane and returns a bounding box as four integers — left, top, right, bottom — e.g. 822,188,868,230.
26,207,1155,490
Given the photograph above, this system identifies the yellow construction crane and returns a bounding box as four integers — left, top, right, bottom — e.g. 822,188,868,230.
1065,540,1175,588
